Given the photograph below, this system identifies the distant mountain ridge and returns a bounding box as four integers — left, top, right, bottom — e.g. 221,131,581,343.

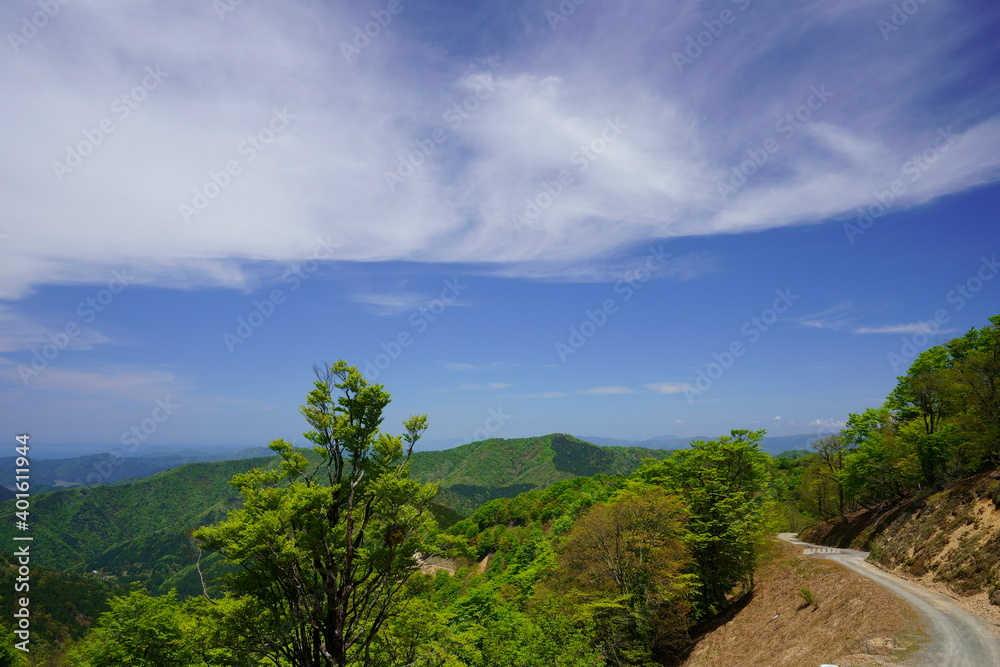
0,447,273,494
580,432,823,454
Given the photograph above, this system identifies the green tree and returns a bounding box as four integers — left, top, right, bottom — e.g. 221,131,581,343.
554,487,694,664
71,590,195,667
947,316,1000,465
195,361,439,667
811,434,851,521
635,430,772,616
842,407,918,505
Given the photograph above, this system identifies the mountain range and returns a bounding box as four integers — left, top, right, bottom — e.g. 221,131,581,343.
0,433,670,594
580,432,823,454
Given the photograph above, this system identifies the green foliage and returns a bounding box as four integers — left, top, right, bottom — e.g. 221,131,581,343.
70,590,195,667
195,360,439,667
553,487,695,665
783,313,1000,533
0,622,29,667
635,429,772,616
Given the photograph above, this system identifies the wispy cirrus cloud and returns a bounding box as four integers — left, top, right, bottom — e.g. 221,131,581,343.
854,322,956,335
797,302,856,331
577,386,637,396
1,1,998,299
510,391,568,399
348,291,436,316
0,306,115,353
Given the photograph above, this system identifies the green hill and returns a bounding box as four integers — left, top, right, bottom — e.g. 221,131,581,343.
409,433,671,513
0,457,272,578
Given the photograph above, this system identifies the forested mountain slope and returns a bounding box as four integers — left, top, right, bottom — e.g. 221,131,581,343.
409,433,671,513
0,434,663,591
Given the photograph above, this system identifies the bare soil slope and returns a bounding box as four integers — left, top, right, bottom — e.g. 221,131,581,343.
679,540,920,667
801,470,1000,612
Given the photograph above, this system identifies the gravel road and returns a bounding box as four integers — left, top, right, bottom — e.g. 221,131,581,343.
777,533,1000,666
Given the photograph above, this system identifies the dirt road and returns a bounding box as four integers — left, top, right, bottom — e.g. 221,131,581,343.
778,533,1000,666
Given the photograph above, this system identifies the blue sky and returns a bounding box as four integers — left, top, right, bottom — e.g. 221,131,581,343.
1,0,999,456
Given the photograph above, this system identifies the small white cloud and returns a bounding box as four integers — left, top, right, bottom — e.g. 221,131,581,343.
577,386,637,395
457,382,513,391
444,361,512,372
797,302,855,331
853,322,956,335
643,382,691,395
512,391,567,399
674,419,683,423
810,418,846,431
773,415,782,421
348,292,432,316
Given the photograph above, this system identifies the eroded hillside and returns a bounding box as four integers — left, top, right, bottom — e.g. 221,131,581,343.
802,470,1000,610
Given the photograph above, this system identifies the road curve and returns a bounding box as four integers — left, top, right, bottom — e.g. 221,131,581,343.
777,533,1000,666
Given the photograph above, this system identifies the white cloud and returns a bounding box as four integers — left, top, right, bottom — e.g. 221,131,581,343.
811,418,846,431
511,391,567,399
797,302,856,330
457,382,513,391
1,1,997,298
854,322,956,335
443,361,513,372
348,291,435,316
643,382,692,395
577,386,637,395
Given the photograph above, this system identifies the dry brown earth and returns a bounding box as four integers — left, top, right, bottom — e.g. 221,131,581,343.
679,540,921,667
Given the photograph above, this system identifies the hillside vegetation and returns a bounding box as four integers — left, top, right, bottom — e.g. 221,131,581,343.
791,313,1000,616
409,433,671,513
0,434,666,593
